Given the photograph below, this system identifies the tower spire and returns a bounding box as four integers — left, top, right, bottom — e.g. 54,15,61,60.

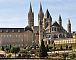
28,2,34,28
59,15,62,26
45,9,50,18
68,19,71,24
38,2,44,20
67,19,71,33
39,2,43,13
59,15,62,21
40,2,42,12
29,2,32,12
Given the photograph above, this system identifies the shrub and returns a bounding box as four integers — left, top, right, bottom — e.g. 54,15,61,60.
7,53,12,58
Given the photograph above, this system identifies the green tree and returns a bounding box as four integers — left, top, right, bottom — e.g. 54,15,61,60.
9,45,12,49
39,39,48,57
46,45,49,52
11,46,20,57
53,43,56,50
66,44,68,50
71,53,76,59
1,46,5,51
60,45,63,50
9,45,12,53
69,45,72,50
63,52,68,60
5,46,10,53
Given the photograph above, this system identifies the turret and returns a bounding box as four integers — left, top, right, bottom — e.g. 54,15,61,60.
67,19,71,33
43,9,52,32
59,15,62,26
48,15,52,32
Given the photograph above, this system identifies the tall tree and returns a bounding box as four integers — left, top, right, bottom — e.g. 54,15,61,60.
39,39,48,57
66,44,68,50
60,45,63,50
46,45,49,52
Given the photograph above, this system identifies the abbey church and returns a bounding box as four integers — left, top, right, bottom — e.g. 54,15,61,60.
0,3,75,47
28,3,73,45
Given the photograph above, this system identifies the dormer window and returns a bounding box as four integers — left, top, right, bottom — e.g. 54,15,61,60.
18,29,20,32
6,30,8,32
12,29,14,32
0,30,2,32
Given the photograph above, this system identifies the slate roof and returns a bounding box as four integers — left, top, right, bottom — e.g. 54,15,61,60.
45,9,50,18
52,21,60,27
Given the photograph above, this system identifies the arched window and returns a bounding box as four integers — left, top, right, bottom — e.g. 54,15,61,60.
59,34,62,38
54,27,56,31
52,27,54,31
63,34,65,38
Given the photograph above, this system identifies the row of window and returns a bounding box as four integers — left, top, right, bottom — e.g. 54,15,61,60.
0,35,23,38
44,39,76,45
55,40,76,44
46,34,66,38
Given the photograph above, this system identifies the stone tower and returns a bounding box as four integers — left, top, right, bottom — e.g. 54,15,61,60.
67,19,71,33
28,2,34,29
59,15,62,27
38,3,44,45
43,9,52,32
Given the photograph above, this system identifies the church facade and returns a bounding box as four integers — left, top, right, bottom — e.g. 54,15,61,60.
27,3,74,46
0,3,74,47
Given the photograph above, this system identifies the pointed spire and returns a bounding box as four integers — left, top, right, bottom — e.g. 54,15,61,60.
38,2,44,20
59,15,62,21
68,19,71,24
39,2,43,14
46,9,49,13
40,2,42,12
68,19,71,33
29,2,32,12
45,9,50,18
59,15,62,26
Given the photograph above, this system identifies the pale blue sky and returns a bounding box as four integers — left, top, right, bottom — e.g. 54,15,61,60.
0,0,76,32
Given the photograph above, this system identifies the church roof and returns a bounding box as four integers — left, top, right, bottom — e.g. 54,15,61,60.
0,26,33,33
52,21,60,27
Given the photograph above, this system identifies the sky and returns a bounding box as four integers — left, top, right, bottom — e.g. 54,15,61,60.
0,0,76,32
